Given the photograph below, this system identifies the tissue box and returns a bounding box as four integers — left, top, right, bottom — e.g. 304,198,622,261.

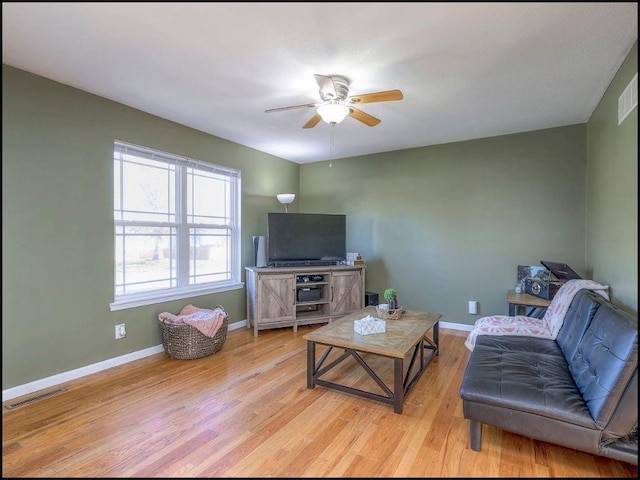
354,315,386,335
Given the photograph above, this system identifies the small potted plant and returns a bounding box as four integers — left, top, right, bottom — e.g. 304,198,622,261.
384,288,398,311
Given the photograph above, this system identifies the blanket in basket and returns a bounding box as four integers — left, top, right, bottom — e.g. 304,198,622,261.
464,279,609,351
158,304,226,338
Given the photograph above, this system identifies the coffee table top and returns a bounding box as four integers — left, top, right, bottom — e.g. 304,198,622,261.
303,306,441,358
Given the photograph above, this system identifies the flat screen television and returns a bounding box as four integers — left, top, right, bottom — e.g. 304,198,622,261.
267,213,346,267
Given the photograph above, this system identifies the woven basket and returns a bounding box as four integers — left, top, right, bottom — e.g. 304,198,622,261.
160,314,228,360
376,305,403,320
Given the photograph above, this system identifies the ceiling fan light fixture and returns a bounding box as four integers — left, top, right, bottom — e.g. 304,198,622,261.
317,103,350,124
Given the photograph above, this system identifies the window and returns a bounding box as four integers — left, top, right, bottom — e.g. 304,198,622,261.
110,141,242,311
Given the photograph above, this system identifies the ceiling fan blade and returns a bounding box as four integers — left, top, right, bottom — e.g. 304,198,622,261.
314,74,337,99
348,89,403,104
265,103,317,113
302,113,322,129
348,107,381,127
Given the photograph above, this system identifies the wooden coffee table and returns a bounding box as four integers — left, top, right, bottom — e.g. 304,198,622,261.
303,306,441,414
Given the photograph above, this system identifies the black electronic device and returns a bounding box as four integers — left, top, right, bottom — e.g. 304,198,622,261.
365,291,379,306
297,288,322,302
296,274,325,283
267,213,346,267
524,276,561,300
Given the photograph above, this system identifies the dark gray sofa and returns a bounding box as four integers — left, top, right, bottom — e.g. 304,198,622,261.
459,289,638,465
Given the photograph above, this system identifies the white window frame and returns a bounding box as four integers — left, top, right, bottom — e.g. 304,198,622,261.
110,141,242,311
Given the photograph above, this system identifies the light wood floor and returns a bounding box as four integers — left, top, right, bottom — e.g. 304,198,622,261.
2,324,637,478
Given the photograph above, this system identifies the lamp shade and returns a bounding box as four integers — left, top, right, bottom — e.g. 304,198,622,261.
277,193,295,205
317,103,350,124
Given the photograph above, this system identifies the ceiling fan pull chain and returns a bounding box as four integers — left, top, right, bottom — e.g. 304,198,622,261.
329,124,335,168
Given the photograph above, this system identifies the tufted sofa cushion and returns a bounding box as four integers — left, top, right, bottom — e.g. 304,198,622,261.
556,290,602,362
460,335,595,427
568,300,638,432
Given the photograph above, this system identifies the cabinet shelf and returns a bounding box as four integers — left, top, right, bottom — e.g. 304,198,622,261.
296,311,330,322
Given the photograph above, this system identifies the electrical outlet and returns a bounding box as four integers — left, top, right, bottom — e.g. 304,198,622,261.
115,323,126,339
468,301,478,315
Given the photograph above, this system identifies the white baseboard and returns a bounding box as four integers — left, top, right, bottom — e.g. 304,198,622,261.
2,345,164,403
439,321,473,332
3,319,471,402
3,319,248,402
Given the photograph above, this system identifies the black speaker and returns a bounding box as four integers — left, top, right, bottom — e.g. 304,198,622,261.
365,291,379,306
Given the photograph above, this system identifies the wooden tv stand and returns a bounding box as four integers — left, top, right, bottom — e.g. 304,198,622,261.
245,265,366,337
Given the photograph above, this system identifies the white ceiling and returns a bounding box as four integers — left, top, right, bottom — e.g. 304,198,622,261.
2,3,637,164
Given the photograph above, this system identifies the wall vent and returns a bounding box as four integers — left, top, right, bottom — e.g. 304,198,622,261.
4,387,66,410
618,72,637,125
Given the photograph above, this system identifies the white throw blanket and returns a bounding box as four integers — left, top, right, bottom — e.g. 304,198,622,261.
464,279,610,351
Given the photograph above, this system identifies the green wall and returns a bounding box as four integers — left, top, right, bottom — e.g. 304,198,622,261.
3,38,638,392
298,42,637,326
586,41,638,313
2,65,299,389
300,125,589,322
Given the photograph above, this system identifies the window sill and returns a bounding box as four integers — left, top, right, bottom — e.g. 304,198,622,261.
109,282,244,311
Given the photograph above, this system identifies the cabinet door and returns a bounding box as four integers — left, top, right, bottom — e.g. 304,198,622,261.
257,274,295,323
331,269,364,316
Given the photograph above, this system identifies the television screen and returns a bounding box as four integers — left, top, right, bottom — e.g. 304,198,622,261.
267,213,346,266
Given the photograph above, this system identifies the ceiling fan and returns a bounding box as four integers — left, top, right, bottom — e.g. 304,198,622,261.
265,74,403,128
